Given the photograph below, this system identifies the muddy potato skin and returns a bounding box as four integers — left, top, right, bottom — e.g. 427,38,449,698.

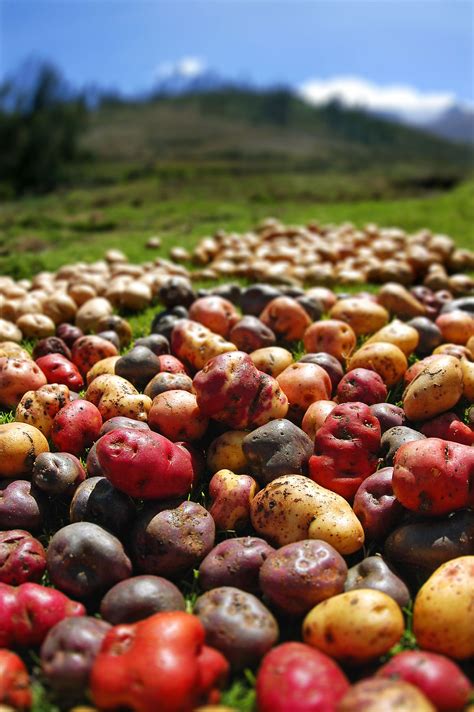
338,678,435,712
194,586,279,670
250,475,364,555
206,431,248,475
85,374,151,422
249,346,293,377
144,371,193,399
171,319,237,371
32,452,85,496
302,589,404,664
199,537,275,594
0,357,47,408
348,342,407,388
403,355,463,421
413,556,474,659
0,423,49,478
15,384,70,437
259,540,348,616
71,335,118,377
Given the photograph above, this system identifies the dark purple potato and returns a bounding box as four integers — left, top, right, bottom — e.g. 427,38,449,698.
381,426,426,466
99,417,150,437
115,346,160,391
32,452,85,497
96,315,132,347
56,323,83,348
32,337,71,361
240,285,282,316
100,575,185,624
144,372,193,399
0,529,46,585
95,330,121,349
296,296,323,321
299,352,344,391
40,616,111,701
210,283,242,305
47,522,132,599
344,556,410,608
280,286,305,298
353,467,404,541
0,480,43,531
370,403,406,433
132,501,215,579
385,509,474,582
259,540,347,616
406,317,443,356
69,476,136,535
158,278,195,308
242,419,313,484
85,442,103,477
229,316,276,353
194,586,279,670
199,537,275,595
134,334,170,355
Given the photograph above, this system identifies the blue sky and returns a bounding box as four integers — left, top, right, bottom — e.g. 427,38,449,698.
1,0,473,119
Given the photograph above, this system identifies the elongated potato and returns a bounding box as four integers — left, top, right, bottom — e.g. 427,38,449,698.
250,475,364,554
364,319,419,357
302,589,404,664
403,355,463,421
413,556,474,659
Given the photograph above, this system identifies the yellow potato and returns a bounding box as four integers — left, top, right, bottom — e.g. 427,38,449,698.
338,679,435,712
467,335,474,358
86,356,121,385
0,318,22,343
403,354,463,421
171,319,237,371
413,556,474,659
0,422,49,478
250,474,364,554
75,297,114,333
15,383,70,437
461,358,474,401
364,319,419,357
330,298,389,336
206,431,249,474
249,346,293,377
303,589,404,664
85,374,151,422
0,341,31,360
348,342,407,387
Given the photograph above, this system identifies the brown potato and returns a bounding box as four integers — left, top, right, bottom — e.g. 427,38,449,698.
16,313,55,339
0,342,31,360
348,342,407,387
403,354,463,421
75,297,113,332
0,319,22,343
0,422,49,478
249,346,293,376
377,282,426,319
435,310,474,345
302,589,404,664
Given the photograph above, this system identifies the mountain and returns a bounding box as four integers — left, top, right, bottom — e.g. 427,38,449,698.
423,105,474,144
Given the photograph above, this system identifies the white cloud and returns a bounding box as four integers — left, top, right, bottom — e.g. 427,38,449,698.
298,75,455,123
154,56,207,81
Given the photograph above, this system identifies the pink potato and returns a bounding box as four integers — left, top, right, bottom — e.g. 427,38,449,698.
276,363,332,420
96,427,195,499
256,642,349,712
0,530,46,585
392,438,474,515
35,353,84,391
0,357,47,408
336,367,388,405
148,390,208,442
301,400,337,440
51,400,103,456
71,335,118,377
188,295,240,337
259,296,312,342
303,320,356,363
157,354,187,374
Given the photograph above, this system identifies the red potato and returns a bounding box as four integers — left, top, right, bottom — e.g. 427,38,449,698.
309,402,381,500
256,642,349,712
157,354,188,374
420,412,474,446
335,368,387,405
71,335,118,377
96,427,195,499
276,363,332,420
259,296,312,341
0,530,46,585
148,390,209,442
376,651,472,712
353,467,404,540
303,319,356,362
0,649,32,710
51,399,102,456
188,296,240,337
301,400,337,440
0,357,47,408
35,353,83,390
392,438,474,515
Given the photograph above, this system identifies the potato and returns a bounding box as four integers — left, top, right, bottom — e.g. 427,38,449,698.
276,363,332,419
0,342,31,360
461,357,474,401
188,296,240,337
0,357,47,408
75,297,113,333
330,298,389,336
364,319,419,356
86,356,120,385
403,355,463,421
344,556,410,608
435,310,474,345
407,316,443,356
148,390,208,442
100,576,185,624
206,431,248,475
171,319,237,371
115,346,161,391
259,296,312,341
16,313,55,339
0,423,49,478
15,384,70,437
42,292,77,325
85,374,151,422
242,419,313,484
71,336,118,378
250,475,364,555
229,316,275,353
199,537,274,594
303,320,356,363
347,342,407,387
338,679,435,711
208,469,259,531
249,346,293,376
377,282,426,319
0,319,22,343
302,589,404,664
301,400,336,440
413,556,474,659
381,426,426,466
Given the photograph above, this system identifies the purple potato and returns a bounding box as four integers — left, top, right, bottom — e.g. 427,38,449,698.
381,426,426,467
229,316,276,353
99,417,150,437
353,467,404,541
344,556,410,608
259,539,347,616
240,285,282,316
100,575,185,624
41,616,111,701
158,278,196,308
32,337,71,361
406,317,443,356
114,346,160,391
55,323,83,348
134,334,170,355
69,476,136,535
32,452,85,497
242,419,313,484
194,586,279,670
199,537,275,594
95,330,121,349
47,522,132,599
0,480,43,531
370,403,406,433
85,442,103,477
296,296,323,321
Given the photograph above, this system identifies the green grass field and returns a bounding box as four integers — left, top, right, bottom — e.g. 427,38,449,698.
0,169,473,280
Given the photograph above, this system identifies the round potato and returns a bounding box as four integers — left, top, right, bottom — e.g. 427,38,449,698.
16,313,55,339
302,589,404,664
348,342,407,387
364,319,419,357
303,320,356,363
338,679,435,712
148,390,208,442
0,422,49,478
330,298,389,336
249,346,293,377
403,355,463,421
207,431,248,475
0,357,47,408
413,556,474,659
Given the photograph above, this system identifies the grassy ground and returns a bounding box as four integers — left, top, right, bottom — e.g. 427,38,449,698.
0,169,472,280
